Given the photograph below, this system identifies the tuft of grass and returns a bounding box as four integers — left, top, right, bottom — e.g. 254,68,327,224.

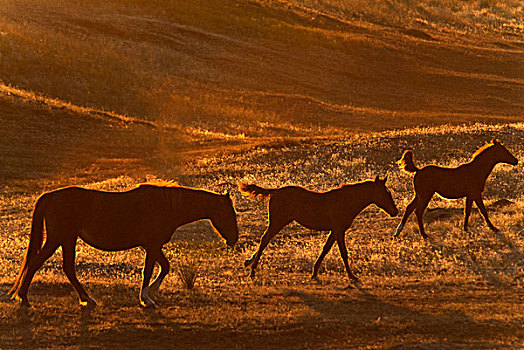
176,260,199,290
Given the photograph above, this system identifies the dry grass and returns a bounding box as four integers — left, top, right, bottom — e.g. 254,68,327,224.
0,0,523,348
176,260,199,290
285,0,524,34
1,119,523,348
1,0,523,142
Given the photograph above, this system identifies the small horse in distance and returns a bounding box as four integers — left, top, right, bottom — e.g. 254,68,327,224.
239,176,398,284
395,139,518,239
8,183,239,308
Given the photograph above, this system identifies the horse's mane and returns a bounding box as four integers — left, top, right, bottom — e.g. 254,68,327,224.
138,180,179,188
137,181,225,199
471,141,495,160
338,180,373,189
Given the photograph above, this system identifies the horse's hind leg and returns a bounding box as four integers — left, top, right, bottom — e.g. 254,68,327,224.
149,248,170,292
335,230,359,283
246,220,288,278
474,196,499,232
15,239,60,306
311,231,336,280
394,195,418,237
463,197,473,231
140,248,159,308
62,240,96,307
415,194,432,239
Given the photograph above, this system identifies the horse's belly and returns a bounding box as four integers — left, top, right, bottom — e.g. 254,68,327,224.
295,218,332,231
79,230,140,251
436,189,466,200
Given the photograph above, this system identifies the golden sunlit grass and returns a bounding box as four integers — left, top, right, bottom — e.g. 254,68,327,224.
1,0,523,142
176,260,200,290
1,118,523,348
286,0,524,34
1,0,523,348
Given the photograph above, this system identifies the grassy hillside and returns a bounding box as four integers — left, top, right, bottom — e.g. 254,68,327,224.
1,0,523,142
0,0,523,349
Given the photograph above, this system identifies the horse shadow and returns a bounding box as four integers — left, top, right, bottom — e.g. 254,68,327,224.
281,286,508,348
424,203,523,287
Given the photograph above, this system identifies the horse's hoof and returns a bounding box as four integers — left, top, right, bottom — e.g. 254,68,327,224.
311,276,322,285
345,278,362,290
140,299,158,309
491,227,500,233
244,259,253,267
80,298,97,308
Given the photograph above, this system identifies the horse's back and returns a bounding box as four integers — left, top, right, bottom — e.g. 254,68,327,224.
415,164,474,198
41,186,178,250
268,186,324,202
267,186,345,230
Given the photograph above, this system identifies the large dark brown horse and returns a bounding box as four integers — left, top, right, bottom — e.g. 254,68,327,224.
239,176,398,283
395,139,518,239
8,183,239,308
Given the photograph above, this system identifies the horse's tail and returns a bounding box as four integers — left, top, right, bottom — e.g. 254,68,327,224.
8,193,49,298
399,150,419,173
238,183,277,199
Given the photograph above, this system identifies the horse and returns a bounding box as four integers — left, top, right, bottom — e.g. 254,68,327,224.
239,176,398,283
7,183,239,308
394,139,518,239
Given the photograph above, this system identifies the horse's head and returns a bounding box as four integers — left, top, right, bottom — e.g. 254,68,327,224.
210,192,239,247
372,175,399,217
491,139,518,165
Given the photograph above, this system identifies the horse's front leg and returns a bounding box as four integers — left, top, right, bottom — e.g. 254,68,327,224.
311,231,336,281
474,196,499,232
245,221,287,278
395,195,418,237
463,197,473,231
335,230,359,284
415,194,432,239
149,248,170,292
140,248,159,308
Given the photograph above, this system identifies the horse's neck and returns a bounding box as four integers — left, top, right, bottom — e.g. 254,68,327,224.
343,183,374,214
470,151,498,180
174,189,215,226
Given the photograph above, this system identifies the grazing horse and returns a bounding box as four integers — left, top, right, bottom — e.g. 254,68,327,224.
8,183,239,308
395,139,518,239
239,176,398,283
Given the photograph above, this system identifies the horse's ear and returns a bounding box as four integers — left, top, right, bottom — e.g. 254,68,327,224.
492,138,501,145
374,175,380,182
384,174,389,183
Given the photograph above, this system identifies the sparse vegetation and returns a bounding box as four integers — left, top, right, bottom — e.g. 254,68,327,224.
0,0,523,349
176,260,199,290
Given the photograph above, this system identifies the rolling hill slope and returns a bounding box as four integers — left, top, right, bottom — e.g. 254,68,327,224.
1,0,523,141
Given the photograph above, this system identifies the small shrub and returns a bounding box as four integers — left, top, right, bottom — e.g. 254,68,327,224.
176,261,199,290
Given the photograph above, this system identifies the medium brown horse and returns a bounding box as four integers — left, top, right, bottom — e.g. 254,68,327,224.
395,139,518,239
8,183,239,308
239,176,398,283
